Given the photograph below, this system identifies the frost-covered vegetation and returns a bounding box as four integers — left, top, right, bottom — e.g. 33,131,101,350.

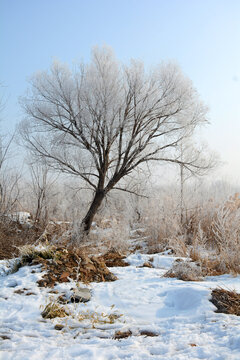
1,172,240,360
1,171,240,275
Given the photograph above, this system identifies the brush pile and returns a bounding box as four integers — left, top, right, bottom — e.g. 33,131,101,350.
211,288,240,316
17,245,117,287
99,250,129,267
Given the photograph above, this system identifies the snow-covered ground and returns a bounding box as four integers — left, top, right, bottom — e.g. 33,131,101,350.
1,253,240,359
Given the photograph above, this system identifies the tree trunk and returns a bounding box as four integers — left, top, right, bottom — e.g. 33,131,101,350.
180,164,184,226
35,196,42,223
81,189,105,233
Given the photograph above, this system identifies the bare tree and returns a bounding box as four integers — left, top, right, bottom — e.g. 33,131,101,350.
0,168,21,216
19,46,208,233
28,160,58,224
0,84,21,216
176,139,218,225
0,131,22,217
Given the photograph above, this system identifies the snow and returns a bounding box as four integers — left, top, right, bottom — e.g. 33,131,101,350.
1,253,240,359
8,212,32,224
127,253,177,268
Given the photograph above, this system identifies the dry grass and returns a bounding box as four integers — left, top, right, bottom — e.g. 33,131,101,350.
139,330,158,337
164,259,204,281
35,247,117,287
76,309,122,328
143,195,182,254
18,244,55,263
165,248,236,281
210,288,240,316
189,246,230,277
7,243,57,274
90,219,131,254
199,257,234,277
99,251,129,267
144,193,240,275
41,302,68,319
0,218,43,260
113,330,132,340
34,221,71,246
165,256,233,281
9,243,117,286
42,299,123,329
1,188,240,277
0,217,70,260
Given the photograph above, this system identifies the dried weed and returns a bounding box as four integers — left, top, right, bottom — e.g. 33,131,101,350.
210,288,240,316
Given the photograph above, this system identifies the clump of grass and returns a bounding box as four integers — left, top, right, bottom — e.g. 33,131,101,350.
198,257,230,276
41,298,123,330
7,244,58,274
1,258,22,275
139,330,158,337
41,301,68,319
113,330,132,340
9,259,22,274
19,244,55,264
210,288,240,316
76,309,122,328
164,259,204,281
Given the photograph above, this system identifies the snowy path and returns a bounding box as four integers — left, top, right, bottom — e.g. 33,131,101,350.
1,254,240,359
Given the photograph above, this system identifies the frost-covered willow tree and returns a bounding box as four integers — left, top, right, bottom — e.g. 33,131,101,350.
19,46,208,233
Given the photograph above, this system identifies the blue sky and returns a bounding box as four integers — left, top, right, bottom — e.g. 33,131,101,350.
1,0,240,181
